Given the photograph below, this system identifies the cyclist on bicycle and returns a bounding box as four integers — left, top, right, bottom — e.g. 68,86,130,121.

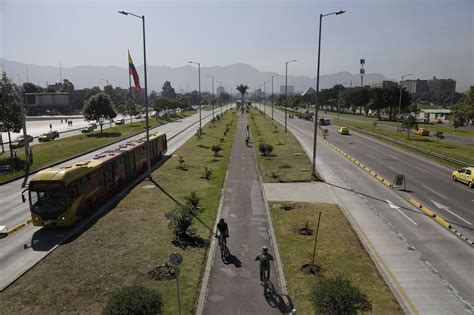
255,246,274,285
216,218,229,247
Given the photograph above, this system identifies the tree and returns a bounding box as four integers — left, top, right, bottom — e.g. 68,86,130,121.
85,86,101,100
161,81,176,99
103,285,163,315
236,84,249,109
60,79,74,93
117,99,138,124
83,92,116,134
401,116,417,139
311,276,372,315
451,86,474,127
0,73,23,157
22,82,43,93
433,131,445,146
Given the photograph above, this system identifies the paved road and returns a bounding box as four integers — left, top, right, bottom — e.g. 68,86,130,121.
201,113,293,314
0,106,233,291
261,105,474,310
315,110,474,146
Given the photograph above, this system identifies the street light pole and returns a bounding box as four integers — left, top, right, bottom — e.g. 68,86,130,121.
189,61,201,131
397,73,412,132
206,75,215,118
271,74,278,120
263,80,269,117
118,10,152,179
312,10,346,179
285,60,296,132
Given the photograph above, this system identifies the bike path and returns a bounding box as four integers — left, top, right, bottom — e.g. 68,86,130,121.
199,112,293,314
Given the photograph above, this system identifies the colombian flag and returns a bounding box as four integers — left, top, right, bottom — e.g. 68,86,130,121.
128,50,141,92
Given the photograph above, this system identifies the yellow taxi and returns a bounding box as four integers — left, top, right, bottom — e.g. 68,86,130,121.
452,167,474,188
414,128,430,136
337,127,349,135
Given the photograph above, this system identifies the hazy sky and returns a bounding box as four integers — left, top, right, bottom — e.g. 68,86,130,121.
1,0,473,90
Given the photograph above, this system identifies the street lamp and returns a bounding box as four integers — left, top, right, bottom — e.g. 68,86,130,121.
285,59,297,132
118,10,152,179
206,75,215,118
312,10,346,179
100,78,109,86
397,73,412,131
263,80,269,116
271,74,278,120
189,61,201,131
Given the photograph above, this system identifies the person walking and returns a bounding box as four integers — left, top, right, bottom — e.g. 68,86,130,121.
255,246,274,285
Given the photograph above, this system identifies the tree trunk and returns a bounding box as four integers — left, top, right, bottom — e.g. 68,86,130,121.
8,132,12,157
100,124,103,134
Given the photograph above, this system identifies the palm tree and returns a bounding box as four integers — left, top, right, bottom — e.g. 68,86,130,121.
236,84,249,109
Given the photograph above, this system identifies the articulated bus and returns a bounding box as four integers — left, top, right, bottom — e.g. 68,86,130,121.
23,133,167,226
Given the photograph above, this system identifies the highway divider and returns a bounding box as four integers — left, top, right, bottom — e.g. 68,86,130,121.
409,199,473,246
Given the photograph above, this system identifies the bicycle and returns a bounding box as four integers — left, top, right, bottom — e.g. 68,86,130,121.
216,233,229,257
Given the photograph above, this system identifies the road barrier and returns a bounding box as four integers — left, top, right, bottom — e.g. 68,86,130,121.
409,199,472,246
345,125,472,167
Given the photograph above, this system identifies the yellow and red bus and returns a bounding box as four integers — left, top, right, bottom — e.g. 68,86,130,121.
23,133,167,226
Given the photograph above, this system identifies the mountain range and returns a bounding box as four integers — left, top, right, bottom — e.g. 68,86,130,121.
1,58,391,94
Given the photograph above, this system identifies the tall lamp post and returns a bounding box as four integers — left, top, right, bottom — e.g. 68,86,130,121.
189,61,201,130
118,10,152,179
100,78,109,86
397,73,412,132
263,80,269,116
271,74,278,120
206,74,215,118
285,60,296,132
312,10,346,179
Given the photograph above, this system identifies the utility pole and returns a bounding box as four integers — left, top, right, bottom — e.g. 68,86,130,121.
271,74,278,120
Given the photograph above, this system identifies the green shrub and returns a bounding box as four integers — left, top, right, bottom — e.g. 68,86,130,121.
311,276,372,315
211,145,222,157
258,143,273,157
103,285,163,315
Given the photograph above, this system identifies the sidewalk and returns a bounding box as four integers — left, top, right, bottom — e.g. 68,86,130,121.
198,112,294,314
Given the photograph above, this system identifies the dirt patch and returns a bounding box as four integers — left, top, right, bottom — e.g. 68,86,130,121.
148,263,177,281
301,263,321,276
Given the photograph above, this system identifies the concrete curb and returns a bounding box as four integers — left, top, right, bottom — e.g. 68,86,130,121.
409,199,473,246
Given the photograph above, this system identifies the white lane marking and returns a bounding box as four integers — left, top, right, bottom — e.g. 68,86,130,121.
386,199,418,226
421,185,447,199
431,200,472,225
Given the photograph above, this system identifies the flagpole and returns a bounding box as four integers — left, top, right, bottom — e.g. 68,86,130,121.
128,50,132,99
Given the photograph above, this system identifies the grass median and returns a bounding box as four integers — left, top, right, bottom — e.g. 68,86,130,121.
332,119,474,167
248,108,312,182
271,202,403,314
0,109,237,314
0,111,195,183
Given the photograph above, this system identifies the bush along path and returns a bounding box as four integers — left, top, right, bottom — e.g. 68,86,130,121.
0,110,238,314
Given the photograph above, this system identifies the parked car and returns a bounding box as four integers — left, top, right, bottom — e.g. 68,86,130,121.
337,127,350,135
81,125,94,133
452,167,474,188
10,135,34,148
51,130,60,139
414,128,430,136
115,118,125,125
15,135,34,143
89,123,97,129
319,118,331,126
38,132,55,142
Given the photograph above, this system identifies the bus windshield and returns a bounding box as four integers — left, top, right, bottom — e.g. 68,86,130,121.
29,181,68,219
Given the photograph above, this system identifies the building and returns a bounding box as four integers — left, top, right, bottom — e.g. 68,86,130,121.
418,109,452,122
254,89,263,98
216,86,225,95
301,87,316,96
24,92,70,115
370,81,398,89
400,79,428,94
280,85,294,95
426,77,456,93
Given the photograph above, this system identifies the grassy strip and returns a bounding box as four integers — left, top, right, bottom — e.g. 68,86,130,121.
271,202,403,314
0,109,237,314
0,111,195,183
248,108,312,182
333,119,474,167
